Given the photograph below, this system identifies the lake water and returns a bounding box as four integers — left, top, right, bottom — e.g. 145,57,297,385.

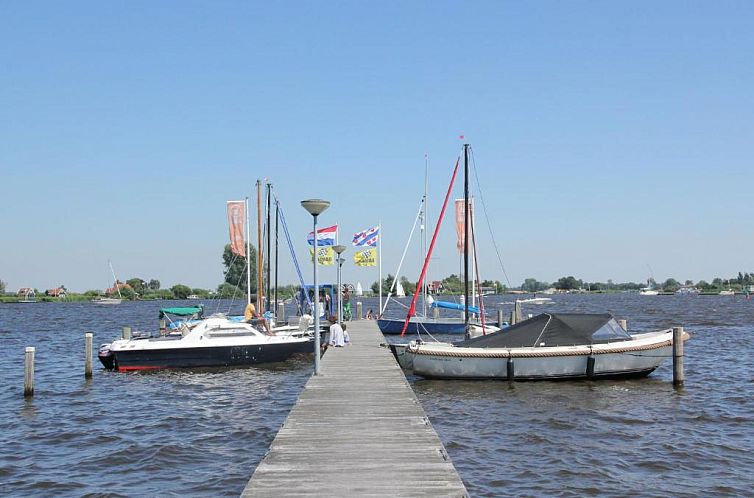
1,294,753,496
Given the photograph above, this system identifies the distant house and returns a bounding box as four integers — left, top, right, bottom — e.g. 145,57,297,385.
46,287,67,298
17,288,35,298
427,281,444,294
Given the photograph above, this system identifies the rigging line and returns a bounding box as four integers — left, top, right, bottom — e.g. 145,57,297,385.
469,146,512,288
273,195,313,311
401,156,462,336
380,197,425,315
470,208,487,334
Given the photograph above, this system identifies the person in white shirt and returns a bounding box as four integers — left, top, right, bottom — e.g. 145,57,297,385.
328,315,345,347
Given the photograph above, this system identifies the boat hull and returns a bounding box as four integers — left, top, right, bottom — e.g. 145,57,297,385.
378,317,497,335
408,331,679,380
108,340,313,371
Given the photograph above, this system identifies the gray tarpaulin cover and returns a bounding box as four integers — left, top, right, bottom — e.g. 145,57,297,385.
459,313,632,349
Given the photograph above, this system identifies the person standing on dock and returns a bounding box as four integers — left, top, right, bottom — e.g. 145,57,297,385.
328,315,345,347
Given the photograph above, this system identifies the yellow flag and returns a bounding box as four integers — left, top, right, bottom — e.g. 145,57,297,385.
353,248,377,267
309,247,335,266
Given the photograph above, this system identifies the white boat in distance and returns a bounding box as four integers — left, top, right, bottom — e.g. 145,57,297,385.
93,260,123,305
92,297,123,305
401,313,688,380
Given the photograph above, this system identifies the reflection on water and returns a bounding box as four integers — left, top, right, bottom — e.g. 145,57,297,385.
1,294,753,496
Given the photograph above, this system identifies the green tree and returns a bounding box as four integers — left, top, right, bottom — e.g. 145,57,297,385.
521,278,549,292
442,274,462,293
223,244,257,294
171,284,192,299
662,278,680,292
148,279,160,290
216,282,240,299
127,278,146,296
0,279,5,295
191,288,210,298
371,274,395,295
555,276,582,290
154,289,175,299
119,286,136,300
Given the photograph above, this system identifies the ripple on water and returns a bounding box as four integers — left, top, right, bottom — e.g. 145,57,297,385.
2,296,754,496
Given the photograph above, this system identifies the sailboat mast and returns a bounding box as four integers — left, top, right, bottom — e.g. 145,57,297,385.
256,180,263,312
422,153,428,317
245,197,252,305
266,183,272,312
463,143,470,330
275,201,279,319
109,260,122,299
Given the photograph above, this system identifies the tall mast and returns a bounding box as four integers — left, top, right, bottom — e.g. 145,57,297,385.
266,183,272,312
256,180,263,312
246,197,251,305
463,143,470,330
274,200,279,319
421,153,429,317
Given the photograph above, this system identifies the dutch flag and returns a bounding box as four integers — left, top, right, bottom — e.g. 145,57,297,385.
352,226,379,247
307,225,338,246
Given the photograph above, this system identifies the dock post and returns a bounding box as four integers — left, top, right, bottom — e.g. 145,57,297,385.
619,319,627,331
673,326,684,387
277,302,285,324
433,307,440,319
497,309,504,327
159,319,166,335
85,333,93,378
122,326,131,340
24,347,35,397
356,301,362,320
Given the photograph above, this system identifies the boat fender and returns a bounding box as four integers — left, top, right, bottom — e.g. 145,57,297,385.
506,356,514,381
586,355,596,379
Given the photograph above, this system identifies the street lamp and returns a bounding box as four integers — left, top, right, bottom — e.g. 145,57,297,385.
301,199,330,375
333,244,347,323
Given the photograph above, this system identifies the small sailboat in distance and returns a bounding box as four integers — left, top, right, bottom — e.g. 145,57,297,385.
92,260,123,304
355,281,363,297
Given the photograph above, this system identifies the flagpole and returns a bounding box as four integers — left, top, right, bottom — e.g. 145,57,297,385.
378,221,382,317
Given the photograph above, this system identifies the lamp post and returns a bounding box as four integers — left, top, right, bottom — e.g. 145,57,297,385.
301,199,330,375
333,244,346,323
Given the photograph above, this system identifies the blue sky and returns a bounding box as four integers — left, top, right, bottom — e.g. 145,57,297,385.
2,1,752,292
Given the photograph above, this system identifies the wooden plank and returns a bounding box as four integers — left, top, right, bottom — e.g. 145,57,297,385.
242,320,468,497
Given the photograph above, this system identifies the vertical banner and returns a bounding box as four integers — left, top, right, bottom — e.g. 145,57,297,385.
454,199,473,254
227,200,246,257
309,247,335,265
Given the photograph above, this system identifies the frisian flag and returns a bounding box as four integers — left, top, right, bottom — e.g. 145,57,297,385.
352,226,379,246
307,225,338,246
227,200,246,257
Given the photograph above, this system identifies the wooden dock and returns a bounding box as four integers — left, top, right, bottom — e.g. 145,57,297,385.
241,319,468,497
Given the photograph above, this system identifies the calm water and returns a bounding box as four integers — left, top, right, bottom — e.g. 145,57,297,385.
1,294,753,497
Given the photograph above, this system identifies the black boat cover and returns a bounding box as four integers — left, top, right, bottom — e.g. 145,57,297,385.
459,313,632,349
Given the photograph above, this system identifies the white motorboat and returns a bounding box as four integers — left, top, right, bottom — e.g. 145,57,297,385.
401,313,688,380
98,315,313,371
